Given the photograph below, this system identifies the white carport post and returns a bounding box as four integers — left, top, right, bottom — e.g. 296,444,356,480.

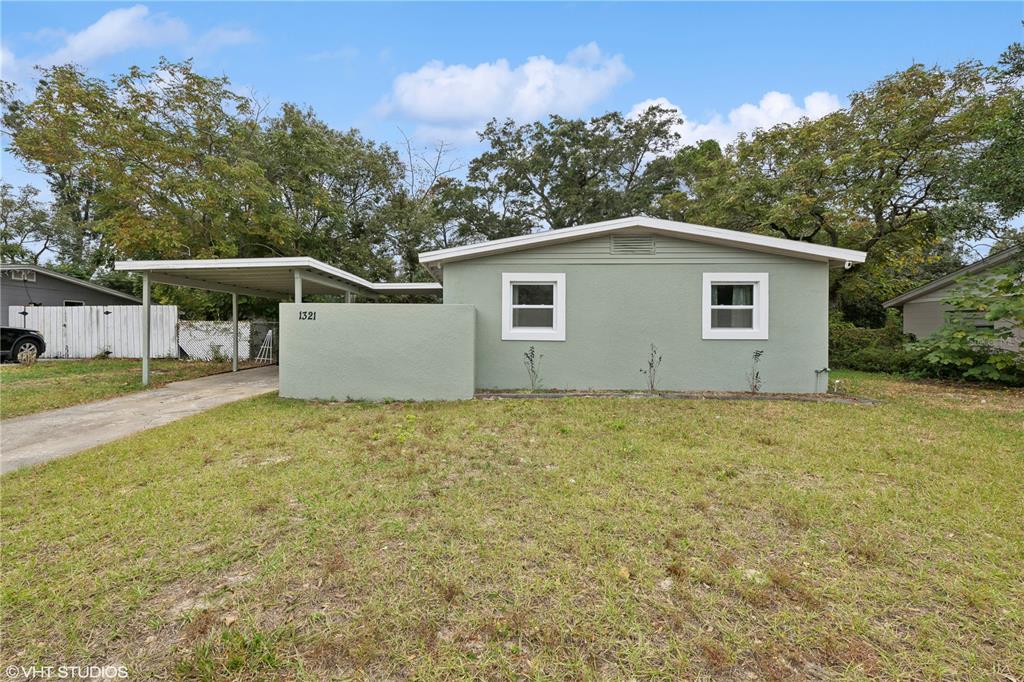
293,269,303,302
231,292,239,373
142,272,151,385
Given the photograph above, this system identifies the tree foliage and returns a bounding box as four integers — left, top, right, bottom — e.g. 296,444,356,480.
467,106,682,230
1,47,1021,333
658,54,1022,324
0,183,55,263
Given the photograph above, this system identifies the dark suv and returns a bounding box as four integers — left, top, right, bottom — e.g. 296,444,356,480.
0,326,46,362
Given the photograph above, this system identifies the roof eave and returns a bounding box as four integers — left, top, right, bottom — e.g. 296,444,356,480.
419,217,867,266
2,264,141,303
882,245,1022,307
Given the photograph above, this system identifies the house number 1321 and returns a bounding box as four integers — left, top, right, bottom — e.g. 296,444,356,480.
298,311,317,320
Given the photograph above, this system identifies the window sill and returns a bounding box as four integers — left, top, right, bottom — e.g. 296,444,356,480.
702,328,768,340
502,329,566,342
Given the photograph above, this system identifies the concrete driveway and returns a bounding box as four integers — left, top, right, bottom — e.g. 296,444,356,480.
1,365,278,474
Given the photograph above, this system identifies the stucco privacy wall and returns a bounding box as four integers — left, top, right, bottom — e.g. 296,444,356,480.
442,233,831,393
279,303,475,401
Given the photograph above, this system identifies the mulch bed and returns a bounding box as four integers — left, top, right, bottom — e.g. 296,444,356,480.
475,390,878,405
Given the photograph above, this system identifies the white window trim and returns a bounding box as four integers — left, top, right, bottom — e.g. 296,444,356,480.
501,272,566,341
702,272,769,340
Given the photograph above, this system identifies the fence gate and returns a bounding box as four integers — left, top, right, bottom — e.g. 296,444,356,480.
8,305,178,358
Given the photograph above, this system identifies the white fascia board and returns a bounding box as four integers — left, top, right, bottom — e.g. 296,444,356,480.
372,283,443,292
418,216,868,266
114,257,432,294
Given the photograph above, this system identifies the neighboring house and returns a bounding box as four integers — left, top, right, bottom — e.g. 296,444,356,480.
0,264,140,326
883,245,1022,341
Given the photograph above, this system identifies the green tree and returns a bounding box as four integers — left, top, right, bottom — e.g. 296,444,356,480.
257,103,402,280
964,42,1024,221
0,183,56,263
467,105,682,231
1,68,113,275
95,60,287,260
662,54,1021,324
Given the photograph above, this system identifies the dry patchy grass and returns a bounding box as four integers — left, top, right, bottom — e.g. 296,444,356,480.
0,359,259,418
1,371,1022,679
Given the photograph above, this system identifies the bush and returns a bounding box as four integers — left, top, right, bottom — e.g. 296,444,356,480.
843,345,922,374
830,310,914,373
910,323,1024,384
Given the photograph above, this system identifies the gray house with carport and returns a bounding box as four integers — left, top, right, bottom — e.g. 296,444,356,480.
1,264,140,326
116,217,867,398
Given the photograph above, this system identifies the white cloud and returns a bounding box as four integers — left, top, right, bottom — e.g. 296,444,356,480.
0,43,19,81
629,91,842,147
191,27,257,55
43,5,188,66
380,42,631,131
2,5,254,87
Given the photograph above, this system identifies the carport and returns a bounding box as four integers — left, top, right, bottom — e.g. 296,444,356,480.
114,257,441,385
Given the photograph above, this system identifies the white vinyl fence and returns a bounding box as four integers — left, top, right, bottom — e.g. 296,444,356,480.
178,321,251,361
8,305,178,359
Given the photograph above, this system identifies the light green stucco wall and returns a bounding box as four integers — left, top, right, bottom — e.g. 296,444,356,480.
442,233,830,393
280,303,475,401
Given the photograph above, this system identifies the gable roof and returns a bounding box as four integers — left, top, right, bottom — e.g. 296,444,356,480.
1,264,142,303
418,216,868,266
883,244,1022,308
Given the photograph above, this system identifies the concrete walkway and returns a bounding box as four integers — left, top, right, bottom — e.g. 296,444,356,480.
1,366,278,474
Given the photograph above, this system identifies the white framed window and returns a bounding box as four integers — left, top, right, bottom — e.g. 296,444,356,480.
501,272,566,341
702,273,769,340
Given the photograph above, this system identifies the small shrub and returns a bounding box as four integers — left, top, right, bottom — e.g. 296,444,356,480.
844,345,922,374
640,343,662,392
829,309,934,374
747,349,764,393
210,344,228,363
522,346,543,390
830,310,910,371
910,324,1024,384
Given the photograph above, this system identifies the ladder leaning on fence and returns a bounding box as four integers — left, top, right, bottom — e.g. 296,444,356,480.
255,329,275,364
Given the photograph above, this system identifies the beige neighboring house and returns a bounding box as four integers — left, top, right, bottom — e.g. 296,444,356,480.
883,245,1022,343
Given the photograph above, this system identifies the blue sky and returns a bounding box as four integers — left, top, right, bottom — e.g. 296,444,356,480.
2,2,1021,189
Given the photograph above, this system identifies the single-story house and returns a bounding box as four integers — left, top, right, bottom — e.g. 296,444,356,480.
1,264,140,326
883,244,1022,341
283,217,866,397
116,217,867,398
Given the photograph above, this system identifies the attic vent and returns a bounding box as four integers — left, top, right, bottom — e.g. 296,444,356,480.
10,269,35,282
610,234,656,255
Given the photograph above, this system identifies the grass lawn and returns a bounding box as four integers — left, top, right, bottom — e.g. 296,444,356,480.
2,371,1022,679
0,359,259,419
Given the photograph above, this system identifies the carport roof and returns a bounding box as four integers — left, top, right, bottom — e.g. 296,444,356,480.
114,257,441,299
